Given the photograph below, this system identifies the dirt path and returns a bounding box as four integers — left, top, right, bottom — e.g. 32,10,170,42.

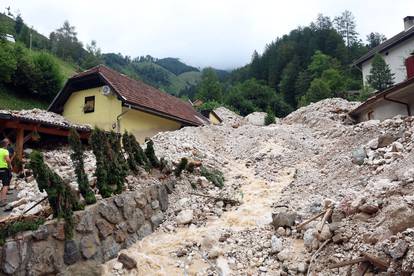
102,161,297,275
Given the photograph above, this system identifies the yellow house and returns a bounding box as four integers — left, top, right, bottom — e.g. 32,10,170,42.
199,109,223,125
48,65,208,142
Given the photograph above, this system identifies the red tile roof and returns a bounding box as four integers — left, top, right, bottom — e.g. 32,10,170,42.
50,65,207,126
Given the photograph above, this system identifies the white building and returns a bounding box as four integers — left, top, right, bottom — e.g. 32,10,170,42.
354,16,414,85
350,17,414,122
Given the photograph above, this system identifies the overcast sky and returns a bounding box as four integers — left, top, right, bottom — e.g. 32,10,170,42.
2,0,413,69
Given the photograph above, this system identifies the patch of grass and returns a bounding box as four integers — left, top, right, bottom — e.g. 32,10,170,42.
0,85,48,110
174,157,188,177
0,218,45,245
201,166,225,188
52,55,78,79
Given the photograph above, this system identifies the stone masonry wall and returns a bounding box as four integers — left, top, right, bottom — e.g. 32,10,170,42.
0,179,175,275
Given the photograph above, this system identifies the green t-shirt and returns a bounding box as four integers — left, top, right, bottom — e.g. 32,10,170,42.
0,148,9,169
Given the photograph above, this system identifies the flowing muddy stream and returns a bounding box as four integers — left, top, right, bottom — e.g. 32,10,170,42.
103,162,298,275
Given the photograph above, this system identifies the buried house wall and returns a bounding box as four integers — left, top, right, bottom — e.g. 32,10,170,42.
0,180,175,275
358,100,409,121
63,87,122,131
120,107,182,143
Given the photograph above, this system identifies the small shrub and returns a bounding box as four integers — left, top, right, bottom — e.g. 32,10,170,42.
144,139,160,168
264,110,275,126
159,157,171,174
108,131,128,194
186,162,195,173
90,128,112,198
29,151,81,240
201,166,225,188
174,157,188,177
68,128,96,205
0,218,45,245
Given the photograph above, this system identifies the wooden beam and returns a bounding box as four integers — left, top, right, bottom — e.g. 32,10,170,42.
0,120,90,139
357,262,370,276
328,257,366,269
15,128,24,160
362,253,389,271
297,210,326,229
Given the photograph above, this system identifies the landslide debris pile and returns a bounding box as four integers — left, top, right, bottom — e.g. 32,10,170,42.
104,98,414,275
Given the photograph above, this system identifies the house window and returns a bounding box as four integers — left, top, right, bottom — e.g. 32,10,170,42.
84,96,95,113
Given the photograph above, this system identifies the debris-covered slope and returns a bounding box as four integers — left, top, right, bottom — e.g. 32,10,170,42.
99,98,414,275
11,98,412,275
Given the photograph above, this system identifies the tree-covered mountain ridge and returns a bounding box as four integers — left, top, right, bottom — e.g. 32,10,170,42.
0,12,229,109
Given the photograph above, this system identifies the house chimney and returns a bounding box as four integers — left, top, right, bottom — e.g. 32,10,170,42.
404,16,414,31
406,53,414,79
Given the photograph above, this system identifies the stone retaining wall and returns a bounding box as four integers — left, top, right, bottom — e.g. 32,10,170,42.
0,179,175,275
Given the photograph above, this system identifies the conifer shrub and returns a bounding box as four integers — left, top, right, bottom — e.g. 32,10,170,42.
144,139,160,168
108,131,128,194
122,131,139,173
201,166,225,188
122,132,150,171
264,109,275,126
29,151,82,240
159,157,171,174
90,128,112,198
186,161,195,173
68,128,96,205
174,157,188,177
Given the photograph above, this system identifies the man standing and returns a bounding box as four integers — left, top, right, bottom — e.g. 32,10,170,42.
0,139,12,207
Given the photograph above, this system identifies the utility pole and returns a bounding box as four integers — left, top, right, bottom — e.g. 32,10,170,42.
29,32,32,51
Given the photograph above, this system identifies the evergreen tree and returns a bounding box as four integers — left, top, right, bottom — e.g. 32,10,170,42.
334,10,358,48
279,57,300,107
144,139,160,168
299,78,333,106
32,52,63,100
250,50,263,79
15,14,24,35
107,131,128,194
122,131,140,173
174,157,188,177
49,21,84,62
366,32,387,49
264,108,275,125
311,13,333,30
29,151,82,239
366,54,394,91
90,128,112,198
0,42,17,83
68,128,96,205
12,43,37,93
123,132,149,170
195,68,223,102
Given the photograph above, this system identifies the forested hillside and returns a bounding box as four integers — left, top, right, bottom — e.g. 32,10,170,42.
192,11,387,117
0,9,386,115
0,11,207,109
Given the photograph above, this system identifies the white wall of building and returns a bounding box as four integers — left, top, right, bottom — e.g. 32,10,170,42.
358,100,408,121
362,38,414,86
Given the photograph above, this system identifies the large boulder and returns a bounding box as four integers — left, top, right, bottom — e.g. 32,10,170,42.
118,253,137,269
352,147,366,165
272,210,297,228
80,235,100,259
244,112,267,126
63,240,81,265
176,209,194,225
98,201,122,224
377,134,396,148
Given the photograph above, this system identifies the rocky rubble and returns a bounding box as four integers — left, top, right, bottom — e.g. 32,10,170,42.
102,98,414,275
5,97,414,275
